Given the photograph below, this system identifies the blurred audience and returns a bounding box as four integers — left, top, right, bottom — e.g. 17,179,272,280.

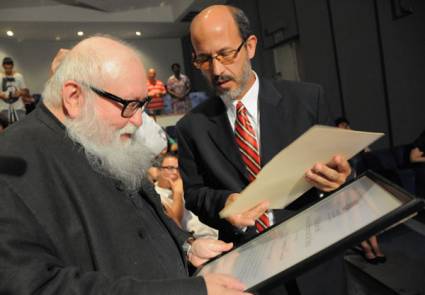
146,68,166,117
0,57,27,123
167,63,191,114
335,116,386,264
155,153,218,239
410,129,425,198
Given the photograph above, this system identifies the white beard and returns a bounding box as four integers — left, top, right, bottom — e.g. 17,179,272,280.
64,97,156,191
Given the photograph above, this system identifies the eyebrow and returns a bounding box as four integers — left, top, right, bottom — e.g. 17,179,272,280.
197,45,238,56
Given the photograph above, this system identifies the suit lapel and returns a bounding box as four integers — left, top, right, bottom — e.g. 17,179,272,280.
258,79,290,166
207,98,249,181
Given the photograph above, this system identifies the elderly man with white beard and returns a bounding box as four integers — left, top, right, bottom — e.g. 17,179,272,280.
0,36,249,295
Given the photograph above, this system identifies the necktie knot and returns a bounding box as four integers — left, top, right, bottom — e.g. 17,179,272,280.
236,101,246,114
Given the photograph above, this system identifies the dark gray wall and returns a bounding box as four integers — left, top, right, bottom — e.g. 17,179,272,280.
376,0,425,145
182,0,425,147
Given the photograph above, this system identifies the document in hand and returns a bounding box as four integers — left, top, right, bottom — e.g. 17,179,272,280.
199,172,424,292
220,125,384,218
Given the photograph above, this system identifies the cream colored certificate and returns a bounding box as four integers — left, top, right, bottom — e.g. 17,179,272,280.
220,125,384,218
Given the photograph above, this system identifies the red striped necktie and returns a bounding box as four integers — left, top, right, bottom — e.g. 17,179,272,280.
234,101,270,232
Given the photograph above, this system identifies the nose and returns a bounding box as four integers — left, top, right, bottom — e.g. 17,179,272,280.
129,108,143,127
211,57,225,76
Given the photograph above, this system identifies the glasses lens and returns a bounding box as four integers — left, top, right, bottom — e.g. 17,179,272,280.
162,166,178,171
217,51,237,65
122,101,140,118
193,55,210,69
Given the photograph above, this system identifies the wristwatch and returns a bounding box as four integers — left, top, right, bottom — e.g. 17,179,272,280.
182,236,196,259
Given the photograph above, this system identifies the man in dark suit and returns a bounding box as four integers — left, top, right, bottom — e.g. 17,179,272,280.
176,5,351,295
0,36,248,295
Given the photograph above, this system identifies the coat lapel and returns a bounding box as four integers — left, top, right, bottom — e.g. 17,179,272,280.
258,79,290,166
207,98,249,181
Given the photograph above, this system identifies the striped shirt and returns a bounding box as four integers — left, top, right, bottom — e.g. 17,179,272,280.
146,79,166,111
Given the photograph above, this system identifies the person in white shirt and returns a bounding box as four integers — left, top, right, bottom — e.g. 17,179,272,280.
0,57,27,123
167,63,192,113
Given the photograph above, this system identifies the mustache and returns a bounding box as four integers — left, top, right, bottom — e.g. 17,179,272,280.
213,74,235,84
119,124,138,136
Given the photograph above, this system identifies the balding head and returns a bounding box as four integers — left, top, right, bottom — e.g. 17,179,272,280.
190,5,251,51
147,68,156,82
72,36,144,85
190,5,257,101
43,36,146,119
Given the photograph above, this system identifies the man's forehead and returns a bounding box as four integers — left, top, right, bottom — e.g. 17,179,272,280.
191,10,240,53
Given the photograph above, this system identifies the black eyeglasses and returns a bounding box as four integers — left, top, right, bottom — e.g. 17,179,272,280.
89,86,151,118
192,39,247,70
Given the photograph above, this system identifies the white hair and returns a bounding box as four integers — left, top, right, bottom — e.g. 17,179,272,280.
42,48,102,109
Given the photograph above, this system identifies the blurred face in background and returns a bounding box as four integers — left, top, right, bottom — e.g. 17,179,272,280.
3,63,13,75
147,68,156,83
158,156,180,188
172,64,181,76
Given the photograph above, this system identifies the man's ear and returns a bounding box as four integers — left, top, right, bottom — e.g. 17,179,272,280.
62,81,84,119
246,35,257,60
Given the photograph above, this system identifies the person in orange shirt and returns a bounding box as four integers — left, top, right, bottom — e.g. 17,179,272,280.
146,68,166,116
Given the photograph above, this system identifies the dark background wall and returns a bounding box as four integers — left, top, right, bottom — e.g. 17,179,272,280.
182,0,425,149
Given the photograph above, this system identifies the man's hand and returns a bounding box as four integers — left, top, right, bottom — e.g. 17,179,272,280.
189,238,233,267
305,154,351,192
162,176,184,223
203,273,251,295
225,193,270,229
166,176,184,196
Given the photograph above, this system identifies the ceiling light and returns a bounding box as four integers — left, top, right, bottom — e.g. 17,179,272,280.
136,31,142,36
55,36,61,41
6,30,14,37
160,1,167,7
77,31,84,36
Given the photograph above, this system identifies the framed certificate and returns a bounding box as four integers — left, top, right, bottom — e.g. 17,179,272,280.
196,171,424,292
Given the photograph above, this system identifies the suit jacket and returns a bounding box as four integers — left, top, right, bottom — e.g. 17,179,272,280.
176,78,331,243
0,104,206,295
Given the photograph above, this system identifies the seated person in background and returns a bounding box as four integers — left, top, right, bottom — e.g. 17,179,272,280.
335,117,386,263
410,129,425,198
334,116,350,129
146,68,166,117
155,153,218,239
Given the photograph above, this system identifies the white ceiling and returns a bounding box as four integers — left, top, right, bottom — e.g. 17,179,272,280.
0,0,225,41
